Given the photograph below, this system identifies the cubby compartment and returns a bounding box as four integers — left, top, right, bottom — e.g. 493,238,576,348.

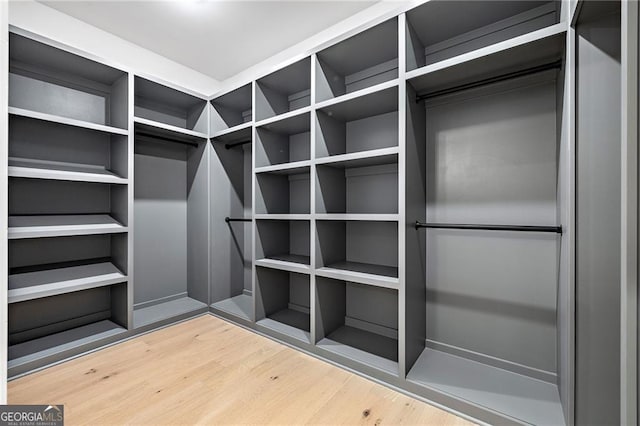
255,267,310,343
8,233,128,304
210,83,252,135
8,113,128,184
8,282,128,373
316,86,398,159
316,277,398,375
134,76,208,136
255,220,310,273
8,178,128,239
210,130,253,322
255,57,310,121
315,18,397,102
9,32,128,131
255,112,310,168
405,1,560,72
255,166,310,215
315,220,398,288
316,155,398,215
133,135,209,328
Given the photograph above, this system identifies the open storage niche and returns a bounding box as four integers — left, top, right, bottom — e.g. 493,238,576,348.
404,25,567,424
316,277,398,375
316,153,398,215
256,112,310,168
9,32,128,131
211,83,252,134
256,220,310,273
255,57,310,121
210,128,253,322
255,267,310,343
255,166,310,215
315,18,397,102
404,1,560,71
8,178,127,239
316,220,398,288
8,113,128,184
133,131,209,329
316,86,398,159
134,76,208,136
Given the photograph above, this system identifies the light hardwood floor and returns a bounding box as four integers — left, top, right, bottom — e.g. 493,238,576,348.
9,315,473,425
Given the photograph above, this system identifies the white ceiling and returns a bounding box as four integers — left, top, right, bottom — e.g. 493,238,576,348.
39,1,378,82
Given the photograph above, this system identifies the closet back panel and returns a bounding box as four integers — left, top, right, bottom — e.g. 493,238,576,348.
134,141,188,305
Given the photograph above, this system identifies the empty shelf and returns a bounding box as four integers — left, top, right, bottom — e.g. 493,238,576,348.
318,325,398,375
407,348,565,425
315,214,399,222
258,309,311,343
134,116,208,141
255,214,311,221
255,106,312,128
255,161,311,175
255,255,311,274
8,157,127,184
316,83,398,122
9,262,126,303
315,147,399,168
8,107,128,136
133,296,208,328
8,215,127,239
8,320,126,368
211,294,252,321
211,122,252,142
316,263,399,289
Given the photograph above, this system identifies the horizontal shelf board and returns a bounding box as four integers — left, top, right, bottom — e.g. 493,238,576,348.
9,107,128,136
211,294,252,321
318,325,398,375
8,320,126,367
255,214,310,221
9,262,127,304
315,147,399,168
8,215,128,239
133,296,207,329
316,265,399,289
255,110,310,134
211,121,252,142
254,106,312,129
8,157,127,185
407,348,565,425
255,257,311,274
406,23,566,95
255,161,311,175
134,116,208,141
316,82,398,123
257,313,311,344
314,214,399,222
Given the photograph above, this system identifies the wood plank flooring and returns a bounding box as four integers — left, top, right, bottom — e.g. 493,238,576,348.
9,315,474,425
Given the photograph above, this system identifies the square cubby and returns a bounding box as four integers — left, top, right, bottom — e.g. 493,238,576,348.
256,57,311,121
255,166,310,215
210,83,252,134
256,267,311,343
256,220,310,269
256,112,310,168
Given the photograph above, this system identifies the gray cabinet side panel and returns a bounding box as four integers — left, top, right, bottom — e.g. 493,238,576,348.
187,142,209,304
576,8,622,425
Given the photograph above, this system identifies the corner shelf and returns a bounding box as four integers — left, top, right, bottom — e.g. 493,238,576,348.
211,294,253,322
9,262,126,303
9,107,128,136
8,215,128,239
8,157,128,185
210,83,252,134
134,116,208,141
211,121,252,142
133,297,208,329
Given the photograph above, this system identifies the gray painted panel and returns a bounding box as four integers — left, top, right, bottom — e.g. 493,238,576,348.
576,6,622,425
346,281,398,331
187,143,209,304
8,235,111,270
9,178,110,215
346,221,398,268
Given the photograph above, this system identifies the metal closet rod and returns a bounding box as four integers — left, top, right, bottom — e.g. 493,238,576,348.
415,60,563,102
135,131,199,148
415,221,563,234
225,140,252,150
225,217,251,223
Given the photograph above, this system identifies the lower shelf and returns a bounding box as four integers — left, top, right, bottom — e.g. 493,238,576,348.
317,325,398,375
407,348,565,425
133,297,208,329
255,255,311,274
8,320,126,369
317,261,399,288
211,294,252,321
257,308,311,343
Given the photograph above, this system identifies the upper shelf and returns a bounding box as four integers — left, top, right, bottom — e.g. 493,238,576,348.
135,76,208,135
405,1,560,72
134,117,208,146
316,18,398,103
211,83,252,134
9,157,128,185
316,84,398,124
8,214,127,239
8,107,128,136
255,57,311,122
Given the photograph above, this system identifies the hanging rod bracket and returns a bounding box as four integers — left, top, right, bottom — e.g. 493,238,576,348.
414,221,562,234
